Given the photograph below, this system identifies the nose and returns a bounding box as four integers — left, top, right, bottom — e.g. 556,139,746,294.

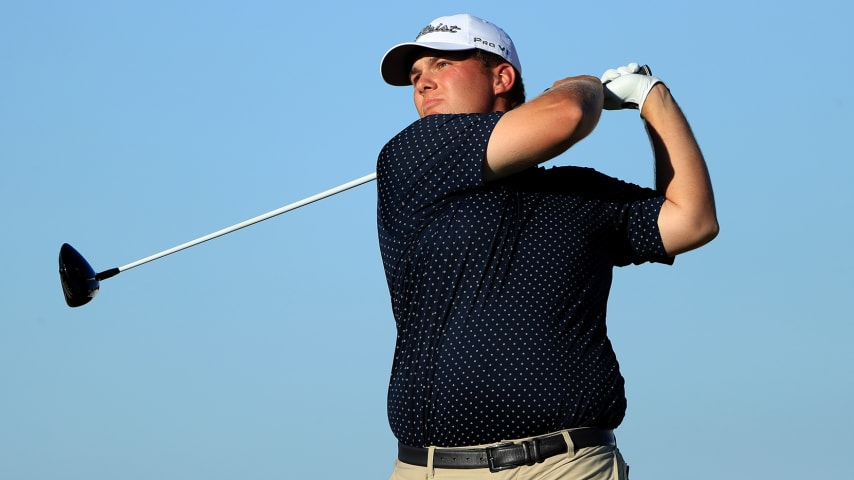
414,72,435,94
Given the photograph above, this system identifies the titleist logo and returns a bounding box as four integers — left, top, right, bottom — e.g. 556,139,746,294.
415,22,461,39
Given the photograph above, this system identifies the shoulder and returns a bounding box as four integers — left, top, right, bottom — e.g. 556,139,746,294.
390,113,504,141
380,113,505,170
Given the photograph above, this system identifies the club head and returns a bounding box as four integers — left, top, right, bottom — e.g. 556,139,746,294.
59,243,100,307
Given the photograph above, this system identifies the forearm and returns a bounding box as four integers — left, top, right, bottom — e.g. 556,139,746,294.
543,75,605,142
485,76,603,180
642,84,718,255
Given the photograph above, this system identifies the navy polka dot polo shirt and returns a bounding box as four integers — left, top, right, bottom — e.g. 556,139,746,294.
377,113,672,448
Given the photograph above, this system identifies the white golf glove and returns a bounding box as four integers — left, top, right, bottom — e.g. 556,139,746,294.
601,62,662,111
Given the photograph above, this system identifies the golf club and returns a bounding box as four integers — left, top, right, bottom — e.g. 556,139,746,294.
59,65,655,308
59,172,377,307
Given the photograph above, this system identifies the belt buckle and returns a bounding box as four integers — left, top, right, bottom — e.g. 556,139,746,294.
485,442,517,473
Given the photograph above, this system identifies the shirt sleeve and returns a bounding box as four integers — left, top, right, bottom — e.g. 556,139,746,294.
377,113,503,241
498,164,673,266
615,196,673,266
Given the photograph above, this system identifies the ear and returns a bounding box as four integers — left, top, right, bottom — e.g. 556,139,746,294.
492,63,516,95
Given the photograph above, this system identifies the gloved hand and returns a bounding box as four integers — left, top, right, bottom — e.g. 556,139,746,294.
601,62,662,111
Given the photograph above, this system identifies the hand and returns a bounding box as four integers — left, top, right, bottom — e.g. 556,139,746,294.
601,62,662,111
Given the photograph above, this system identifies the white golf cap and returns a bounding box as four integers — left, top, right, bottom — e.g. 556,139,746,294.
381,13,521,86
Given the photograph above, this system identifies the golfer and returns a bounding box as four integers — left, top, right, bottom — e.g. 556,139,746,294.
376,13,717,480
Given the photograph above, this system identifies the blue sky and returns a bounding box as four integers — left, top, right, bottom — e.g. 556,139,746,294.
1,1,852,479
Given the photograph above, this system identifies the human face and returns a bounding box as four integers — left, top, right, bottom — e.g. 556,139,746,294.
409,50,501,118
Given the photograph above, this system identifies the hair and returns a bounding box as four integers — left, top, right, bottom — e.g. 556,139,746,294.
473,49,526,110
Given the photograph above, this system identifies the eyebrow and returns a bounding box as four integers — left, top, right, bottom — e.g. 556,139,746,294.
410,56,439,71
409,54,457,74
409,51,478,84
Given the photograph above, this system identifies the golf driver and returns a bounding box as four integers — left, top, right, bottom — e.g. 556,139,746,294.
59,65,655,308
59,172,377,307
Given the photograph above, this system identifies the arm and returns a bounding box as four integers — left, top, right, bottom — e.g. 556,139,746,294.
484,76,604,181
642,84,719,255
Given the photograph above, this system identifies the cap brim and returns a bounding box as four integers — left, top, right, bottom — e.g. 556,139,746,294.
381,42,476,86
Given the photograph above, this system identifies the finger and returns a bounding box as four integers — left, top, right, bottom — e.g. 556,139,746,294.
600,69,621,83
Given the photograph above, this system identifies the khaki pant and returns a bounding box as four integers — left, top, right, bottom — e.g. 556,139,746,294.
389,430,629,480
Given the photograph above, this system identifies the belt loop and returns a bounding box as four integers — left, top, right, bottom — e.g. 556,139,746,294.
427,446,436,479
560,430,576,458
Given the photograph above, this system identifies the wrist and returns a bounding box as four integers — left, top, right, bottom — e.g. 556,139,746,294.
640,83,671,119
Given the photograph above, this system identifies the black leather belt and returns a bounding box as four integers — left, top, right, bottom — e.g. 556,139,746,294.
398,428,615,473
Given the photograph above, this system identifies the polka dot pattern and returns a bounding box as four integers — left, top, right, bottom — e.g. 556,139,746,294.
376,113,672,448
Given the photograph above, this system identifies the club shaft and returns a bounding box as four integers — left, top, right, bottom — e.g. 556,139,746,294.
117,172,377,272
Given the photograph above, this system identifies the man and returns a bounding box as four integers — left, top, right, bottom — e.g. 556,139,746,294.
376,13,718,480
